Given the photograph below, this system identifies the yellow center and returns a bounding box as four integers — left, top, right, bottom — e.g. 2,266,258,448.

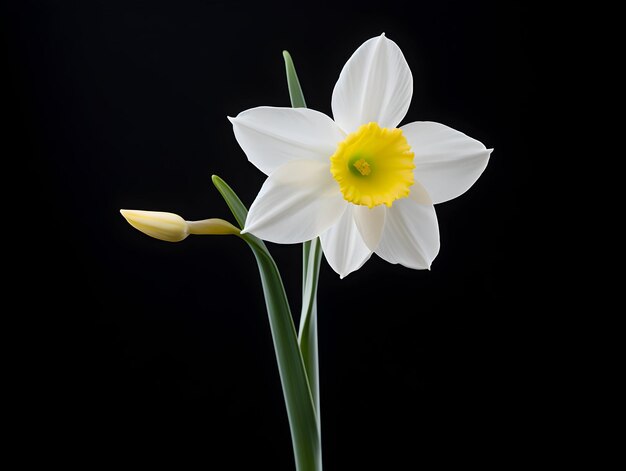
330,122,415,208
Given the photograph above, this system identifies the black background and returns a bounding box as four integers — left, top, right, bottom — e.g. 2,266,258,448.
5,0,540,468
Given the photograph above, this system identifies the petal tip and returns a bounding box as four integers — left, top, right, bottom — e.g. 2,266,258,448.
120,209,138,220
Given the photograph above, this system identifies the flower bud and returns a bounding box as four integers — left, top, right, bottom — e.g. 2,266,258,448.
120,210,189,242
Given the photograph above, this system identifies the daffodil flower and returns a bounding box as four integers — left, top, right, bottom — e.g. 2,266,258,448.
230,34,492,278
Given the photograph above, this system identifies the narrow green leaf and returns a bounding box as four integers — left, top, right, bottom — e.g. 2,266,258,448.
283,50,307,108
283,49,322,422
211,175,248,229
212,176,321,471
284,49,312,304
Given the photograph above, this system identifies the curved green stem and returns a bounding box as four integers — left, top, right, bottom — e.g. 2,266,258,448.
243,235,321,470
212,176,321,471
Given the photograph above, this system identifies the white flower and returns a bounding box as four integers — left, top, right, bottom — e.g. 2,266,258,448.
230,34,492,278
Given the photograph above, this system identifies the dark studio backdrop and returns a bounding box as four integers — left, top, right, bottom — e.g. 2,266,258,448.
5,0,540,468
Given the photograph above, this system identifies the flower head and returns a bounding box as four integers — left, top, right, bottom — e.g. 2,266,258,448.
230,34,492,278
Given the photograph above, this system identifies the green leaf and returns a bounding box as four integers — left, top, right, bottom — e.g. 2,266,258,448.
212,175,321,471
211,175,248,229
283,49,322,421
283,50,307,108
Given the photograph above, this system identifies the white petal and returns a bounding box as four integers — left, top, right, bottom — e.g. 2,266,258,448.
243,160,346,243
402,121,492,204
375,194,440,270
320,206,372,279
331,34,413,133
409,179,433,205
353,205,385,251
229,106,345,175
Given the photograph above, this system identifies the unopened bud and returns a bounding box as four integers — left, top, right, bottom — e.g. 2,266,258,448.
121,209,241,241
120,209,189,242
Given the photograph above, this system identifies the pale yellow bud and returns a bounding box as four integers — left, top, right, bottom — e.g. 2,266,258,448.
120,210,189,242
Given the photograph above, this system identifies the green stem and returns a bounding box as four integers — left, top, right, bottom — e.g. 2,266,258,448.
302,240,311,297
298,238,323,417
212,176,321,471
243,235,321,471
